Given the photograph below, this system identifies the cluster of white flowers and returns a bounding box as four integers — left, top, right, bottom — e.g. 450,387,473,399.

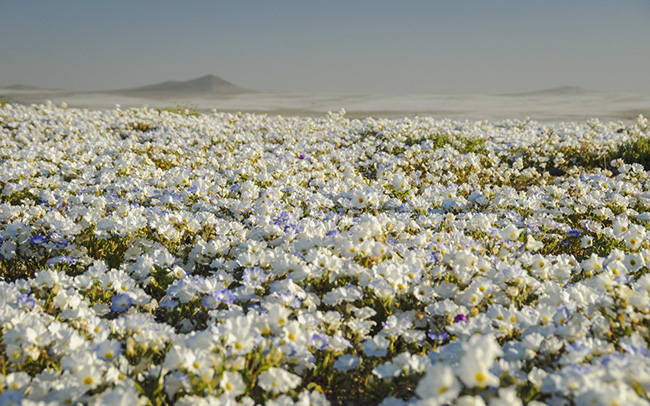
1,102,649,405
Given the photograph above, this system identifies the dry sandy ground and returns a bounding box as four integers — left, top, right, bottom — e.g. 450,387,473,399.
2,86,649,123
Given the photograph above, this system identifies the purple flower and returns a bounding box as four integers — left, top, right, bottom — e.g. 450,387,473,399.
111,294,133,312
215,289,237,305
247,303,264,313
454,313,468,323
583,220,596,233
567,229,582,237
30,234,47,245
309,333,329,350
285,343,298,357
55,240,69,248
203,289,237,309
299,154,306,160
46,255,78,265
17,295,36,310
201,294,219,309
280,291,302,309
428,331,449,342
277,212,291,222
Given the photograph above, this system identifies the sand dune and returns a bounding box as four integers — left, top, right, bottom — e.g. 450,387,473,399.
2,75,649,122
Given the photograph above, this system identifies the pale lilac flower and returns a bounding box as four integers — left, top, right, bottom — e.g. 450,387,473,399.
111,294,132,312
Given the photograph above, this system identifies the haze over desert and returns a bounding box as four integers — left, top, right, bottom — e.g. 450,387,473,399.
2,74,649,122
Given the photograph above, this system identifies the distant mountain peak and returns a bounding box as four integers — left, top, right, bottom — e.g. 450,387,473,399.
183,74,239,91
537,86,592,94
197,74,224,81
111,74,248,98
515,86,597,96
2,84,62,91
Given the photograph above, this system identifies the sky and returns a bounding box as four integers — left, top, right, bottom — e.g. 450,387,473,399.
1,0,649,95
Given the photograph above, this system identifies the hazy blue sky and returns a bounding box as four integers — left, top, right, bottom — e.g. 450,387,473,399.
2,1,649,94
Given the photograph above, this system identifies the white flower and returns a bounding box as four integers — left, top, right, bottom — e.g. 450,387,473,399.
220,371,246,397
415,363,459,403
224,316,259,355
95,339,122,362
75,365,102,389
372,362,401,380
264,303,291,331
322,285,363,306
334,354,360,372
525,234,544,251
392,173,410,193
0,240,16,260
163,345,196,371
625,252,645,272
281,321,309,347
3,372,31,391
295,389,330,406
94,385,141,406
457,335,502,388
580,235,593,248
457,351,501,388
455,396,487,406
582,253,604,273
257,367,302,394
363,335,390,357
500,224,522,241
488,388,522,406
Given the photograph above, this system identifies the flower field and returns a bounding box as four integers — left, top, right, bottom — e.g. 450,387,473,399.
1,102,650,405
